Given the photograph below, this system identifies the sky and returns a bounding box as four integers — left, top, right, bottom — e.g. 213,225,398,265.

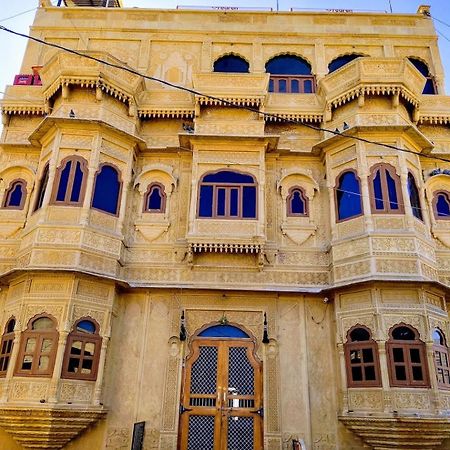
0,0,449,102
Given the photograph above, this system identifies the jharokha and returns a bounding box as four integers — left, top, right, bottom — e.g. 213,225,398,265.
1,2,450,449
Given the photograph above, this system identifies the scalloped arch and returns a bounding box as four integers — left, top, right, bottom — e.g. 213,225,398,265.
214,52,250,65
265,52,313,72
134,164,177,194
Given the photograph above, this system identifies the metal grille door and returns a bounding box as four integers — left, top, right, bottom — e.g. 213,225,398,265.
179,337,262,450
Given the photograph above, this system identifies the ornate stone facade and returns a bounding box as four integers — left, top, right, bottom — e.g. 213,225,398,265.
0,3,450,450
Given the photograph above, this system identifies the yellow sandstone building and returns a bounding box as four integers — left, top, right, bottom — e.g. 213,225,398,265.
1,1,450,449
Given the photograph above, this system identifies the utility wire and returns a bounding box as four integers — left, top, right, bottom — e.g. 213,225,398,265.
0,7,37,23
1,24,450,165
430,14,450,29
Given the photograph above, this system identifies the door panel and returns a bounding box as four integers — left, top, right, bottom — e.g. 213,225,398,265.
179,337,262,450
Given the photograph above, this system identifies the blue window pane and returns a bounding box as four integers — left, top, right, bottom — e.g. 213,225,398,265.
230,188,239,216
217,188,226,216
291,191,305,214
242,186,256,218
92,165,120,215
203,171,254,184
423,79,436,94
409,58,429,76
266,55,311,75
8,183,24,207
70,161,83,203
148,187,162,210
199,324,249,338
199,185,213,217
269,79,274,92
328,54,361,73
337,172,362,220
373,171,384,210
303,79,313,93
278,79,287,93
56,161,71,202
76,320,96,334
407,174,422,220
386,171,399,210
214,55,249,73
291,79,299,93
437,194,450,217
34,165,49,211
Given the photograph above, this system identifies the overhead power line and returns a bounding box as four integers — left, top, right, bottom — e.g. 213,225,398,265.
0,7,37,23
0,24,450,164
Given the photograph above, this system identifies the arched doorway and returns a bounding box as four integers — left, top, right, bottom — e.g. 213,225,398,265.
178,323,263,449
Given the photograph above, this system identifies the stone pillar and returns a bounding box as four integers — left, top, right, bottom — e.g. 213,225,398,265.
1,328,21,402
48,329,69,403
93,336,110,405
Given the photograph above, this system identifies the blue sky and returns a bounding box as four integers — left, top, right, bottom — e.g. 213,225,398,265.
0,0,449,100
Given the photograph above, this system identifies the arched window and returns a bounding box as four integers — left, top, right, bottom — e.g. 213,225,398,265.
265,55,314,93
0,317,15,377
15,315,58,377
386,324,429,387
51,156,88,206
62,318,102,381
214,55,249,73
344,326,381,387
198,170,257,219
287,186,308,216
2,179,27,209
33,163,49,212
335,170,362,221
328,54,364,73
433,329,450,389
407,172,423,221
369,164,403,214
143,183,166,213
433,191,450,220
408,58,436,94
91,164,122,215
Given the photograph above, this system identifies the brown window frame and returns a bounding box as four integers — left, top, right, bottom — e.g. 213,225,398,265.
2,179,27,210
50,156,88,206
433,190,450,220
15,314,58,378
61,317,102,381
407,171,423,221
287,186,309,217
268,75,316,93
334,169,363,223
344,325,382,388
143,182,166,213
368,163,404,214
0,317,16,377
91,163,123,217
432,329,450,389
386,323,430,388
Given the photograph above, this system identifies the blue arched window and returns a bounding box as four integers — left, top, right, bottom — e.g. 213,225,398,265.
214,55,249,73
33,163,49,212
369,164,403,214
434,191,450,219
3,179,26,209
407,173,423,221
265,55,314,93
198,170,257,219
91,164,122,215
328,54,364,73
144,183,166,213
52,156,87,206
198,324,250,338
408,58,436,94
335,170,362,221
287,186,308,216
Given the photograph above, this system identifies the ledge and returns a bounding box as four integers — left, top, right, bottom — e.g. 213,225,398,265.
1,85,46,116
418,95,450,125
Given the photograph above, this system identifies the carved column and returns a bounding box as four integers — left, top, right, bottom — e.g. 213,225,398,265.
1,328,21,402
93,336,110,405
48,329,69,403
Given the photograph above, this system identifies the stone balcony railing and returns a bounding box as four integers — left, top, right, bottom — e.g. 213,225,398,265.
192,72,269,107
318,57,426,110
418,95,450,125
0,85,46,117
40,51,145,109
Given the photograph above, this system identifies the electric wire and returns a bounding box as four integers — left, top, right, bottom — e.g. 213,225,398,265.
0,7,37,23
430,14,450,29
1,24,450,165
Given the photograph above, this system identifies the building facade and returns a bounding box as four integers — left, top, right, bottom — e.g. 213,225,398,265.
1,2,450,449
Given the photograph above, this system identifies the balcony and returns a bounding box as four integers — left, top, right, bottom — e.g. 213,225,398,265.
318,57,426,109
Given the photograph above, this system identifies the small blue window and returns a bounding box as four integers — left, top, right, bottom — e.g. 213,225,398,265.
328,54,363,73
198,324,249,338
435,192,450,218
370,164,403,214
214,55,249,73
76,320,96,334
287,187,308,216
92,165,121,215
3,180,26,209
336,171,362,221
54,157,87,205
407,173,423,221
266,55,311,75
56,161,72,202
408,58,436,94
34,164,49,212
144,183,165,213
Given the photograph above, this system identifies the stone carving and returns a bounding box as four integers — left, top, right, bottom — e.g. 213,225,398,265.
11,380,49,400
348,390,384,410
59,381,94,402
392,391,431,410
105,427,130,449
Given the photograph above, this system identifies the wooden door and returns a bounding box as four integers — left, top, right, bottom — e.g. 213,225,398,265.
179,337,263,450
